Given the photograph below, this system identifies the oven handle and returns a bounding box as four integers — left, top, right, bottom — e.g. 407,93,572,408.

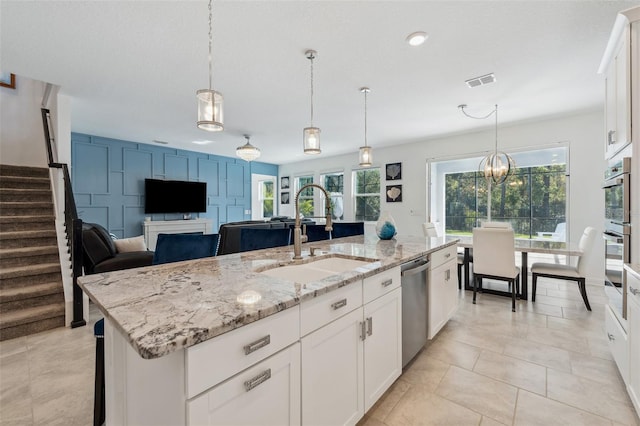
602,177,624,189
603,231,624,243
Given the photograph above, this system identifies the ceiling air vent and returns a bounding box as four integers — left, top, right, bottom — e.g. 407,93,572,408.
465,73,496,88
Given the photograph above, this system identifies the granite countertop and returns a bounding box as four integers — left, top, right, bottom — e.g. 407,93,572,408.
79,234,457,359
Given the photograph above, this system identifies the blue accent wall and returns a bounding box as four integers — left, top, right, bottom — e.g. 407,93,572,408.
71,133,278,238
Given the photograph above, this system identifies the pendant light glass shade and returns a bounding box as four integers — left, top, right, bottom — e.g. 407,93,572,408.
358,87,372,167
303,50,321,154
458,103,515,185
236,135,261,162
197,0,223,132
303,127,321,154
197,89,224,131
359,146,372,166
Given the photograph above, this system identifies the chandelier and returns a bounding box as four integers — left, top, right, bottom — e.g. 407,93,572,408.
459,104,515,185
236,135,261,162
303,50,321,154
196,0,223,131
358,87,372,167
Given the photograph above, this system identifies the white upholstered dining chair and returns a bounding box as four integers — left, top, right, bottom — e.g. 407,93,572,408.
531,226,598,311
472,227,520,312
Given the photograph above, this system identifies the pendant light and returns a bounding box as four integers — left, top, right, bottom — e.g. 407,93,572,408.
359,87,372,167
458,104,515,185
303,50,321,154
197,0,223,132
236,135,261,162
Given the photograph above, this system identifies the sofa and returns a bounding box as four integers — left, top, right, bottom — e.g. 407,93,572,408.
217,218,314,255
82,222,154,274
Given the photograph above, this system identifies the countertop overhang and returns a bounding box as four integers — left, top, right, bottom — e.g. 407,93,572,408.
79,234,457,359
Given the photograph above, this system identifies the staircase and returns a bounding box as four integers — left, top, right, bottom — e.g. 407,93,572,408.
0,164,65,341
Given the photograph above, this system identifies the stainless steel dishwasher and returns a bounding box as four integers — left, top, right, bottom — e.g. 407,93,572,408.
401,256,430,368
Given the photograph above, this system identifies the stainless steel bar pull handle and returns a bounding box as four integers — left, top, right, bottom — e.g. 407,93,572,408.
444,252,451,258
381,278,393,287
445,269,450,281
331,299,347,310
366,317,373,336
243,335,271,355
244,369,271,392
360,321,367,341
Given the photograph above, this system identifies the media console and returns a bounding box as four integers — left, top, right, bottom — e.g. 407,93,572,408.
143,218,214,251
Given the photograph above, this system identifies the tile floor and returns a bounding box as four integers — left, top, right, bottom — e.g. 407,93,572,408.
1,278,638,426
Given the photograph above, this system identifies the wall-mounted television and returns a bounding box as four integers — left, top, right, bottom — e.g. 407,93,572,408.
144,179,207,214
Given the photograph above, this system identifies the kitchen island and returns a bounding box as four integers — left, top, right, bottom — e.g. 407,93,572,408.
79,234,457,425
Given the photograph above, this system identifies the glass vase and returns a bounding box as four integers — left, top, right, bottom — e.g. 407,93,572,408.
375,211,397,240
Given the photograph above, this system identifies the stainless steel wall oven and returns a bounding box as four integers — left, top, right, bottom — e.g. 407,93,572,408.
603,157,631,322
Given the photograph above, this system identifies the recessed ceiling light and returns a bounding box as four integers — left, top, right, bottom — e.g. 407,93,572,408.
406,31,428,46
192,140,214,145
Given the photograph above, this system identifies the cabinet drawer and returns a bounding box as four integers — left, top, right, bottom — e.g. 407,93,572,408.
627,269,640,306
363,266,400,305
301,282,363,336
188,343,301,426
605,304,628,383
429,244,457,269
186,306,300,398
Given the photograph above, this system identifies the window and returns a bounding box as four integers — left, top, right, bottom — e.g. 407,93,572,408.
321,172,344,220
295,175,314,218
353,168,380,221
259,180,274,218
432,146,567,239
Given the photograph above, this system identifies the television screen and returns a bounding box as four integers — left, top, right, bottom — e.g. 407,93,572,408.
144,179,207,214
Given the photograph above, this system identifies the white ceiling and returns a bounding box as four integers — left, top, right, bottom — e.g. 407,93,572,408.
1,1,634,165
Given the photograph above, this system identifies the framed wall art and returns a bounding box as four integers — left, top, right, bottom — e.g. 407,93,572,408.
0,73,16,89
386,185,402,202
385,162,402,181
280,176,290,190
281,192,290,204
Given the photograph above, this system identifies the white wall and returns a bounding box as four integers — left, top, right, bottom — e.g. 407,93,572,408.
0,75,48,166
279,110,606,282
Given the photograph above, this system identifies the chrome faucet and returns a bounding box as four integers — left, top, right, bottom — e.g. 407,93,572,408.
293,183,333,259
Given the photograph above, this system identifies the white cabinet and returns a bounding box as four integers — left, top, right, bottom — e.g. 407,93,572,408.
143,218,213,250
301,308,365,426
428,245,458,339
188,343,301,426
605,303,628,384
363,287,402,411
600,8,640,159
301,267,402,426
626,267,640,414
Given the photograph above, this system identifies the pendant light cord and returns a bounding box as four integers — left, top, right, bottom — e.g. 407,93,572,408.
458,103,499,153
364,89,368,147
309,53,314,127
208,0,213,90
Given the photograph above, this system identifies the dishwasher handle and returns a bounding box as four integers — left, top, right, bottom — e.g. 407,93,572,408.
401,261,430,277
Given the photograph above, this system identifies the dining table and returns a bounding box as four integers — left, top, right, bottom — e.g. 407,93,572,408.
446,235,583,300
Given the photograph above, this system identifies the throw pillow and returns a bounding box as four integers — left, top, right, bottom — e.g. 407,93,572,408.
114,236,147,253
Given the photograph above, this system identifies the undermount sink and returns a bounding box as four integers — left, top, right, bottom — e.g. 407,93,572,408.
258,254,377,284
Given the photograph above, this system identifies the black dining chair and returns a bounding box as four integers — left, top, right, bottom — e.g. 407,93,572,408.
303,224,331,242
